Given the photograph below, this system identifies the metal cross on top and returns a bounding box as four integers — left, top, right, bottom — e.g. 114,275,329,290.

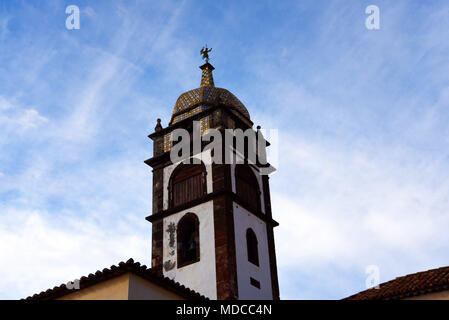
200,45,212,62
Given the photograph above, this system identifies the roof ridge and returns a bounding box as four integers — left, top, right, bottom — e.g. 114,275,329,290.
25,258,208,300
344,265,449,300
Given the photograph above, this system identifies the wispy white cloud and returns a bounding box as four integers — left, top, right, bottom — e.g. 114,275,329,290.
16,109,48,130
83,6,96,18
0,207,149,299
0,96,48,134
1,0,449,301
0,2,190,299
245,0,449,299
272,130,449,298
0,95,13,110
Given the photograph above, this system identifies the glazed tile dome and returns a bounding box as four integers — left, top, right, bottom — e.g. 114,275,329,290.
170,63,250,125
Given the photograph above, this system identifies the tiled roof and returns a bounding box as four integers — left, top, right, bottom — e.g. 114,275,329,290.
169,62,251,126
345,266,449,300
171,87,250,125
25,258,208,300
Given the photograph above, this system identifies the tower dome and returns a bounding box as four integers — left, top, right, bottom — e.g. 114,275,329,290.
169,62,251,125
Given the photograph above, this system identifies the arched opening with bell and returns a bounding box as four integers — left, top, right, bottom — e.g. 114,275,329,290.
177,212,200,268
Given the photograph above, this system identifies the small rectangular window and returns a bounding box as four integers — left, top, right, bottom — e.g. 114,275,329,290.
250,277,260,289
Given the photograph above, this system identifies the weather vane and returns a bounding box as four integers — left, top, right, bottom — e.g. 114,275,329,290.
200,45,212,63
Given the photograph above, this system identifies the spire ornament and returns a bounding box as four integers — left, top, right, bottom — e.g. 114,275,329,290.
199,45,215,87
200,45,212,63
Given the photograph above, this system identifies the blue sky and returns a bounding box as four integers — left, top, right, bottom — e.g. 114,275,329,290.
1,0,449,299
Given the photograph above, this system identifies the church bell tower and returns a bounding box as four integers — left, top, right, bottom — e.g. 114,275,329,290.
144,52,280,300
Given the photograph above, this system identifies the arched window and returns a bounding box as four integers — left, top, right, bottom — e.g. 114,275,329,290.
170,163,206,208
177,213,200,267
235,165,260,212
246,228,259,266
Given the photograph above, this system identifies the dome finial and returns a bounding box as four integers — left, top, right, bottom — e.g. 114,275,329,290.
199,46,215,87
200,45,212,63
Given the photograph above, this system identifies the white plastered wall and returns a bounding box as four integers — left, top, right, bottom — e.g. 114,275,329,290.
162,201,217,299
233,202,272,299
161,149,217,299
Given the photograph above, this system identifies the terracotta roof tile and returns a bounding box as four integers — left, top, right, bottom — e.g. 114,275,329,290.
25,258,208,300
345,266,449,300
